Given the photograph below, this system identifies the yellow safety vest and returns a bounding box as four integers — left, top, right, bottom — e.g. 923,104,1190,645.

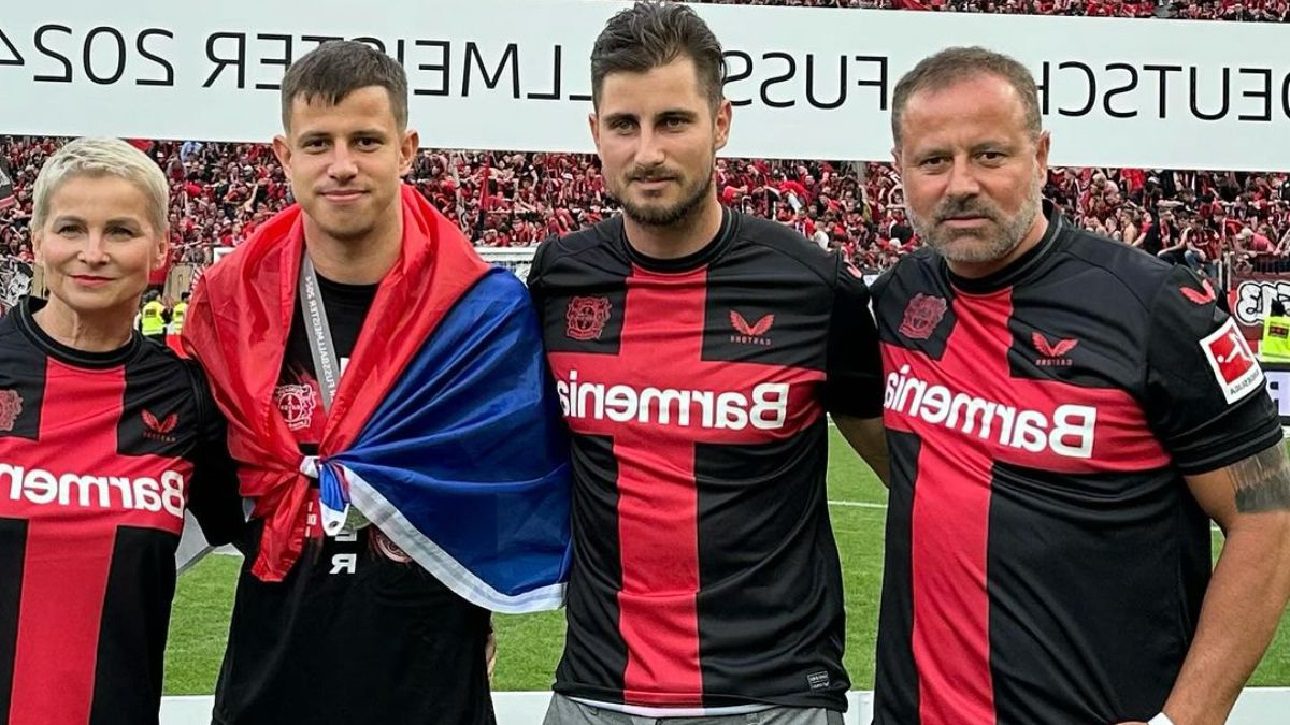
170,302,188,335
140,301,166,336
1261,315,1290,362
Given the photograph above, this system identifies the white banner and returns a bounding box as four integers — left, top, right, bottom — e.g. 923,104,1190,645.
1263,366,1290,422
1,0,1288,170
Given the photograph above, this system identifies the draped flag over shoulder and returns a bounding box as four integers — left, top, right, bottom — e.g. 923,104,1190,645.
183,185,572,612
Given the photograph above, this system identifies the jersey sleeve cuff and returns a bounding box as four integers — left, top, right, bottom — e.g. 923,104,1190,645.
1170,414,1284,476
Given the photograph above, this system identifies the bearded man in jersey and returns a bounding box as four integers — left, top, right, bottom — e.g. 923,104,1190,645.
871,46,1290,725
184,41,571,725
526,3,890,723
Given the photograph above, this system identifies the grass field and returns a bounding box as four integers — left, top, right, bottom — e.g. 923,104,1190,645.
163,430,1290,694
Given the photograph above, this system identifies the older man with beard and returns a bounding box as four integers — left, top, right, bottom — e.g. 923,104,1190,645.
869,46,1290,725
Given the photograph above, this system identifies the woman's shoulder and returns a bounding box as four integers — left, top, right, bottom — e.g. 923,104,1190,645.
131,342,219,426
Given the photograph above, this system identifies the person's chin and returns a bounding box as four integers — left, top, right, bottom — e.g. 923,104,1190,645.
61,289,127,313
625,203,683,227
934,234,1003,260
319,217,374,242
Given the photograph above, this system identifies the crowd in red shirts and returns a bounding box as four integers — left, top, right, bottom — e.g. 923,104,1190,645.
6,142,1288,277
2,1,1288,277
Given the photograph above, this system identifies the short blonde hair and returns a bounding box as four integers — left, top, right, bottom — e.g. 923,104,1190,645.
31,137,169,234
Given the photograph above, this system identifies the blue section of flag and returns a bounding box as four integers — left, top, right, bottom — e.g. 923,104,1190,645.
328,268,572,605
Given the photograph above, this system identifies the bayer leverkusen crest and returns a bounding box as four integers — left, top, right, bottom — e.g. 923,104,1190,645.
0,389,22,432
566,296,612,341
274,383,318,432
899,293,948,340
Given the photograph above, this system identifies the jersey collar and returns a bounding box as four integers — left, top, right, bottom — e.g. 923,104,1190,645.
619,206,735,273
16,297,141,369
943,200,1065,295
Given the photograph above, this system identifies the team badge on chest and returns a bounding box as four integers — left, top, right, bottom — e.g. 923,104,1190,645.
566,296,613,341
0,390,22,432
899,293,948,340
274,383,318,431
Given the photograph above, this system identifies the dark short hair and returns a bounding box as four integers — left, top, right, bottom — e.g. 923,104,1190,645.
891,46,1042,148
280,41,408,130
590,1,725,110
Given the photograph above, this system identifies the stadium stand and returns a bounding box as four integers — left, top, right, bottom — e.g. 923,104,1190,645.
2,0,1289,282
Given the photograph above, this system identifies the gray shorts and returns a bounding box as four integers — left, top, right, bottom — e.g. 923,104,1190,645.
542,694,845,725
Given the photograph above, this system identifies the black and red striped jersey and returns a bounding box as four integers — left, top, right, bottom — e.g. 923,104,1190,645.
870,205,1283,725
0,298,243,725
527,208,884,713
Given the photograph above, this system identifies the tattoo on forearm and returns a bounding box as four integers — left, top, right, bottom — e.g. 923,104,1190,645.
1231,444,1290,513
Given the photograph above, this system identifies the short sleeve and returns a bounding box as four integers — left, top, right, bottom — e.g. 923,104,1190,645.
525,235,556,305
824,259,885,419
1144,265,1283,474
183,361,248,547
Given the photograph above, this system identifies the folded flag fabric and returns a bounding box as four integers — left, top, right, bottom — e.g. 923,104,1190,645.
183,185,571,612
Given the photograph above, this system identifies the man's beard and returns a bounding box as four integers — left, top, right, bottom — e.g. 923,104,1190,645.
617,160,715,228
910,183,1042,264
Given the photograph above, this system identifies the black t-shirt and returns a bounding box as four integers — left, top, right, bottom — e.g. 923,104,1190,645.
870,205,1282,724
527,209,883,712
212,275,495,725
0,297,242,725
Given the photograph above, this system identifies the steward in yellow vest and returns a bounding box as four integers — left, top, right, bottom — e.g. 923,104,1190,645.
169,294,189,335
1261,300,1290,362
139,294,166,339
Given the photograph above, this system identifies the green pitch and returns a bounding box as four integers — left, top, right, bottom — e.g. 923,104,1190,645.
163,430,1290,694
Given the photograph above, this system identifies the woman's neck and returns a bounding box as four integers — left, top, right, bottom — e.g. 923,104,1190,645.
32,298,134,352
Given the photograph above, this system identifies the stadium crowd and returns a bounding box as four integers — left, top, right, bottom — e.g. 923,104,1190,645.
2,0,1289,279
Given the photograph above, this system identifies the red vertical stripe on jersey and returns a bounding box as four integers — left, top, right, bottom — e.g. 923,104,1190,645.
8,361,124,725
615,273,706,704
906,293,1007,725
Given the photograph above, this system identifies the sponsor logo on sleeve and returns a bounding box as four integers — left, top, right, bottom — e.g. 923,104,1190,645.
1200,318,1264,405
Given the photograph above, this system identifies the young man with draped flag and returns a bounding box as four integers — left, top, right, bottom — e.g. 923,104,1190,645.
183,41,572,725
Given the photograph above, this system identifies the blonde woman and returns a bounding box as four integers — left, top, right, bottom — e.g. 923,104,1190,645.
0,137,242,725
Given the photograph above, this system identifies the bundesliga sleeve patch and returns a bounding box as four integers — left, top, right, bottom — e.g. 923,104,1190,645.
1200,319,1264,405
